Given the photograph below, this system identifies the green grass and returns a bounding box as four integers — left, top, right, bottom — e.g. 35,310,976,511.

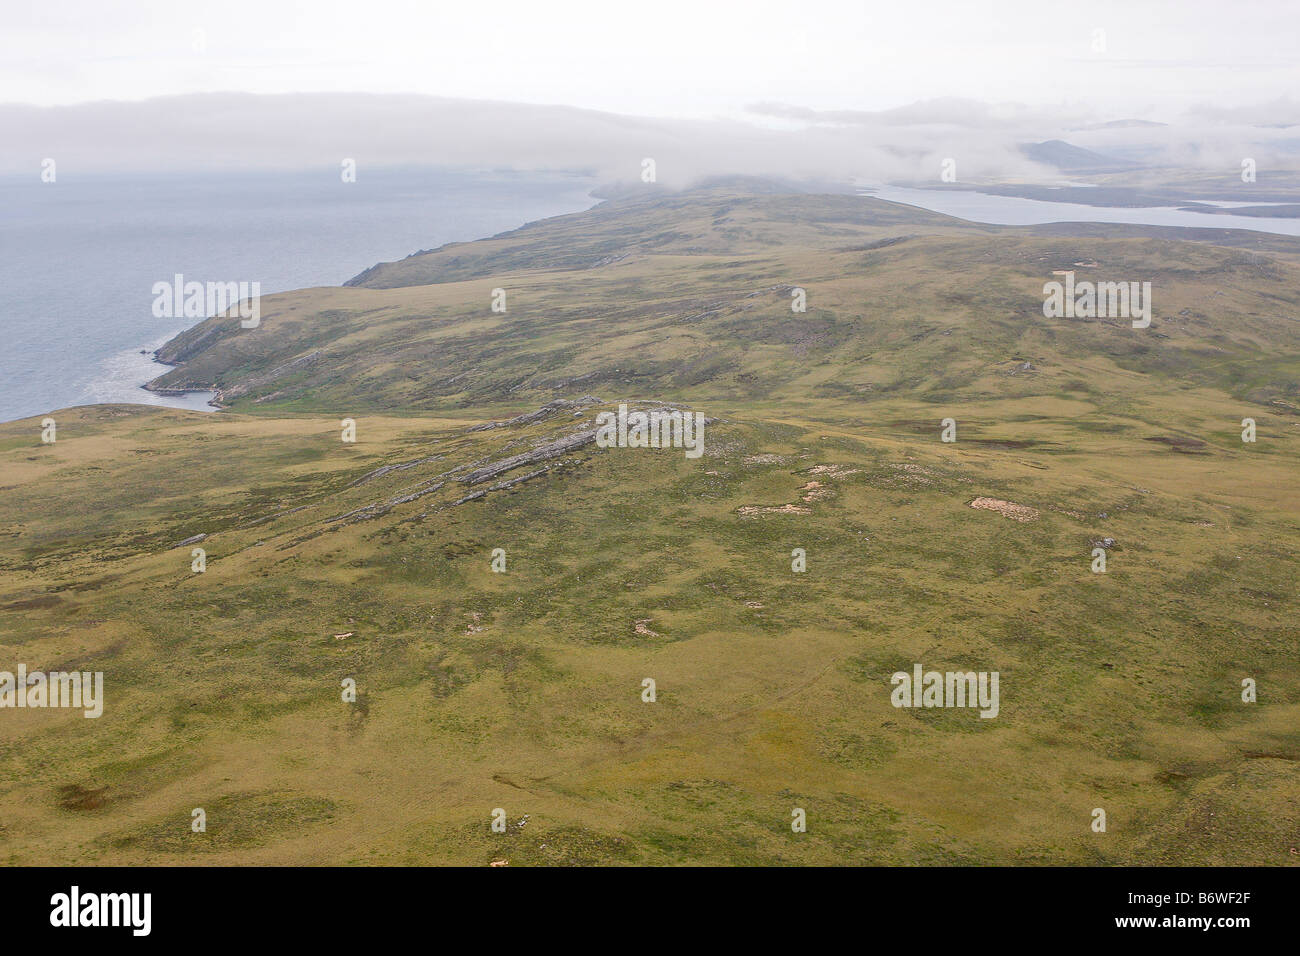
1,184,1297,865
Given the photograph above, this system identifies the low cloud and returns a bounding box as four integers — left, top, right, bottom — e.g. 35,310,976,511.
2,92,1296,186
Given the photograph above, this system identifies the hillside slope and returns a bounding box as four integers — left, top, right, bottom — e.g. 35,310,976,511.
148,185,1300,421
2,184,1298,865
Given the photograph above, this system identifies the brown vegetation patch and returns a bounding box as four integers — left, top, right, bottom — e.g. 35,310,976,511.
1145,436,1209,454
967,439,1036,449
4,594,62,611
58,784,110,811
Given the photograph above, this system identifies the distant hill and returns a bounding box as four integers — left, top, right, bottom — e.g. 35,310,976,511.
148,181,1295,414
1019,139,1138,173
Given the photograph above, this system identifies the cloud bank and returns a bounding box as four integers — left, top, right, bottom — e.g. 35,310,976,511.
3,92,1298,186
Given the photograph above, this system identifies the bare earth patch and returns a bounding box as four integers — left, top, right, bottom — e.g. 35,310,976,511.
970,497,1039,522
890,463,937,485
744,454,787,465
1048,505,1087,520
799,480,832,501
807,464,859,477
737,504,813,517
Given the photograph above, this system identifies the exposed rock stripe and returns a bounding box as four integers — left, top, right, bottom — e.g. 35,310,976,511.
327,481,446,523
460,429,599,485
349,455,444,487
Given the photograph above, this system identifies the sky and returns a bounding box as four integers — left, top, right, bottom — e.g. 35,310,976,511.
4,0,1298,120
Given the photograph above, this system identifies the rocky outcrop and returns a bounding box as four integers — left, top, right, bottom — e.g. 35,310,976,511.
328,481,446,524
460,429,599,485
349,455,444,487
218,350,324,402
154,323,229,365
488,466,551,491
466,396,603,432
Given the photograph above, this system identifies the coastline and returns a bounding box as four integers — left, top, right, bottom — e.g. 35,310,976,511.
861,183,1300,236
2,167,600,424
139,341,224,410
135,183,607,416
75,334,220,419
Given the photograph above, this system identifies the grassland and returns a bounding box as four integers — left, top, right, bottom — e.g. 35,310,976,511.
1,182,1297,865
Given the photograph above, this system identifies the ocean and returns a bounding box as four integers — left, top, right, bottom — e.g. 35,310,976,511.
0,167,597,422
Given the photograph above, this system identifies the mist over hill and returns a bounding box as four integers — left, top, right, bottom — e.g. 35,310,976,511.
5,92,1300,186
